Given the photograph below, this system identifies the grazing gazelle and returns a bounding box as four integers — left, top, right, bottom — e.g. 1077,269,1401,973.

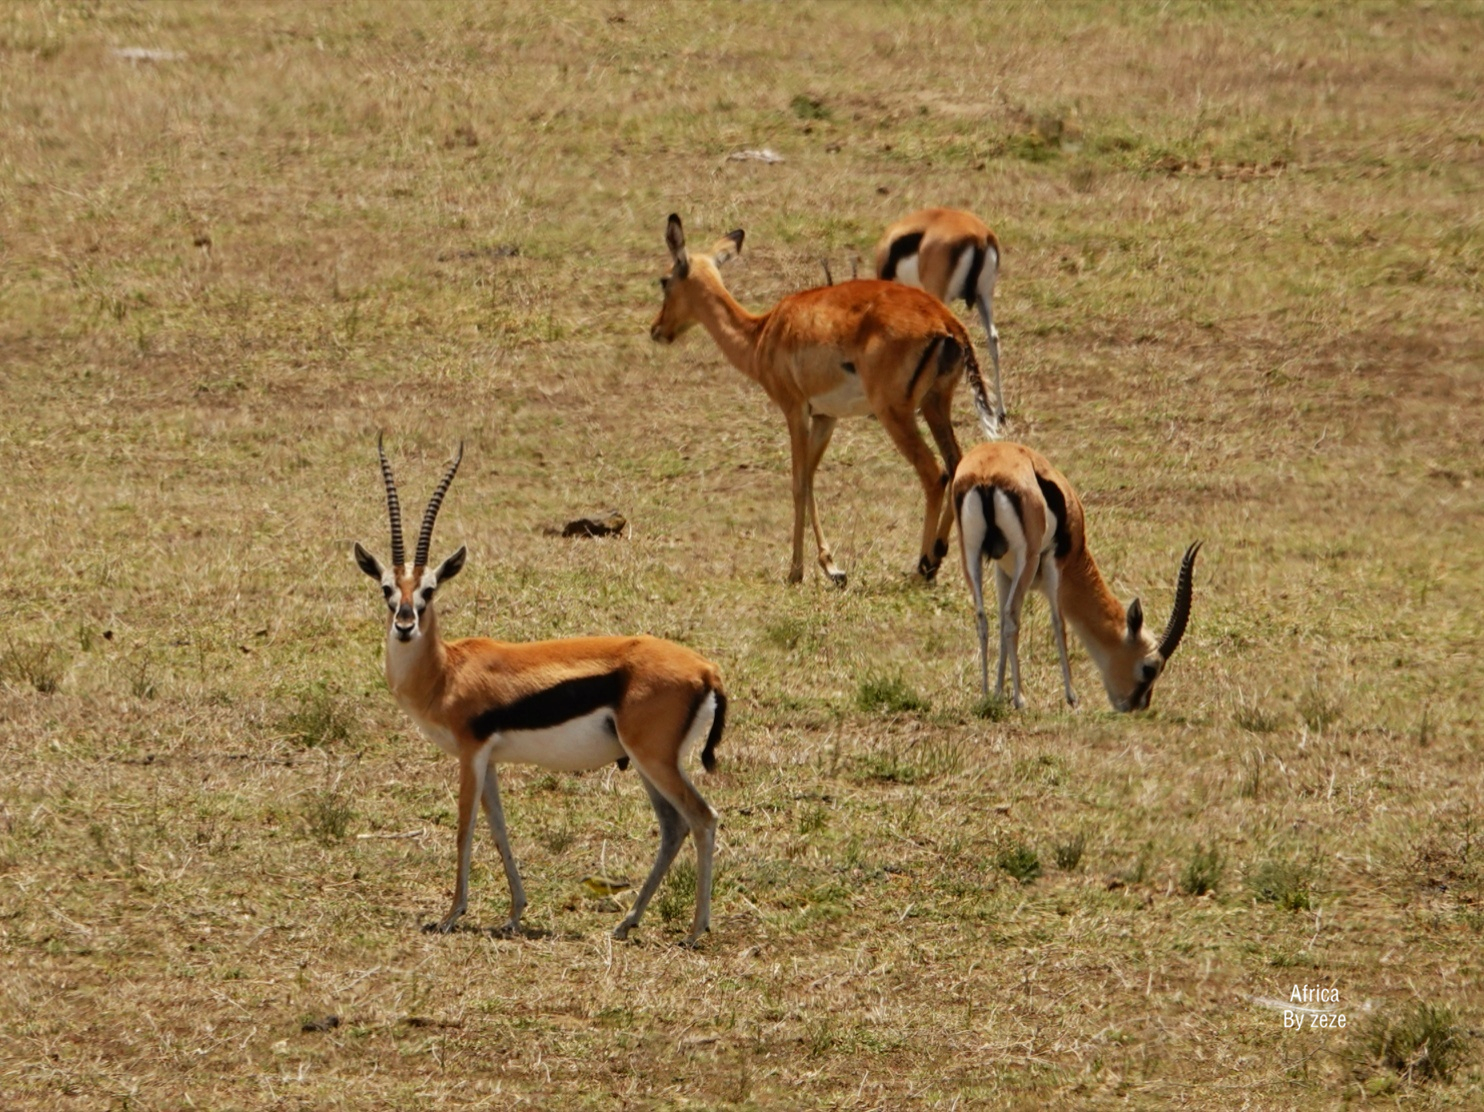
953,441,1201,711
354,437,726,946
875,208,1006,432
650,214,997,587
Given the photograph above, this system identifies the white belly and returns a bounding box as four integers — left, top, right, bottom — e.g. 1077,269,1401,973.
485,708,625,772
810,375,874,419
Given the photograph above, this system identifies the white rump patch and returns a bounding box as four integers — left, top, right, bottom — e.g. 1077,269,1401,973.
810,374,873,419
959,487,989,565
893,254,922,289
945,247,976,303
486,708,625,773
992,488,1027,575
680,691,718,765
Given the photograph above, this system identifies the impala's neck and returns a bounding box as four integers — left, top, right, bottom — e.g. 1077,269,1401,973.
1057,546,1129,668
384,604,449,707
689,269,767,382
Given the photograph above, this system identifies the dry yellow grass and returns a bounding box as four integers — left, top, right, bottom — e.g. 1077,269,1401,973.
2,2,1482,1107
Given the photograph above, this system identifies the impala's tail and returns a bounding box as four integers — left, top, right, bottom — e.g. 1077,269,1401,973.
961,342,1000,441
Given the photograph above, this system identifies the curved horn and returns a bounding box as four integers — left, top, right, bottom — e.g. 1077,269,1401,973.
1156,541,1203,661
415,442,464,569
377,432,406,569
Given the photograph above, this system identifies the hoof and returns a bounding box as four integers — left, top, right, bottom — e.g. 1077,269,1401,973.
491,919,523,938
612,922,635,941
826,569,848,589
916,556,940,581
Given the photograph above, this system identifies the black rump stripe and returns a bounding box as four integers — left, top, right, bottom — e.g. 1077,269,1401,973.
469,670,628,740
959,244,986,308
978,485,1015,562
880,231,923,281
1034,475,1072,559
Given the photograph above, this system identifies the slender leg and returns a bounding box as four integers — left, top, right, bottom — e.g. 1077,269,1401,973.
784,409,811,584
993,566,1011,700
1000,555,1036,709
432,749,487,933
956,486,991,697
877,405,952,580
803,413,846,587
612,776,689,941
920,386,964,570
480,767,527,934
1040,556,1078,707
975,294,1006,428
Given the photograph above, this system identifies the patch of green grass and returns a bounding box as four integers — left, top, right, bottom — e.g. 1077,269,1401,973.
1248,857,1314,911
856,674,928,715
303,790,354,843
1053,832,1087,872
790,94,830,121
994,838,1042,885
281,685,358,749
1297,685,1343,733
1359,1001,1469,1084
0,642,65,694
655,859,697,928
1180,842,1222,896
971,693,1010,721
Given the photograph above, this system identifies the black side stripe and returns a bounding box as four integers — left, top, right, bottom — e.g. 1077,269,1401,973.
906,336,943,400
469,670,628,740
880,231,923,281
1034,474,1072,559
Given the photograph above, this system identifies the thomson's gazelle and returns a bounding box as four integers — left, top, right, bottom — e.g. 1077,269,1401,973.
354,438,727,945
953,442,1201,711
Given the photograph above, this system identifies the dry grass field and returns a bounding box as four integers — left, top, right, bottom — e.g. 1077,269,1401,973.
2,1,1483,1107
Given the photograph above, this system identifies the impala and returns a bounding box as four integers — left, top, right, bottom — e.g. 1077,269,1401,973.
354,437,727,945
953,441,1200,711
651,214,997,587
875,207,1006,432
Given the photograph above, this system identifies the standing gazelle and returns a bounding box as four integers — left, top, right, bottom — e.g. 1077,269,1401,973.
953,441,1201,711
354,437,726,946
875,208,1006,432
651,214,998,587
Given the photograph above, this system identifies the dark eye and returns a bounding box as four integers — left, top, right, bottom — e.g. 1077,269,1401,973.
1140,662,1159,682
658,276,670,290
382,585,393,598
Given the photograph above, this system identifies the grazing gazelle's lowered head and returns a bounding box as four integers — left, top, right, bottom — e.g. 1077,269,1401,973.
650,213,999,587
952,441,1201,712
355,437,727,946
875,207,1006,433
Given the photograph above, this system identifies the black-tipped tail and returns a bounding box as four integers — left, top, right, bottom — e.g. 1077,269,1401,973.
701,689,727,773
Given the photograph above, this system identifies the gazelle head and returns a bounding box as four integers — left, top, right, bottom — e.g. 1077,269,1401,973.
649,213,744,343
1101,542,1203,712
354,435,466,644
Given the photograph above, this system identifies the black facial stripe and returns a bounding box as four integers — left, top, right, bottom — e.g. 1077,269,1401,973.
469,670,628,741
841,361,856,374
880,231,923,282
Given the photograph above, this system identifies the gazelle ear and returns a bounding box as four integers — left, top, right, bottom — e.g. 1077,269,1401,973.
354,543,384,580
712,228,744,267
665,214,689,277
433,545,467,584
1126,598,1144,639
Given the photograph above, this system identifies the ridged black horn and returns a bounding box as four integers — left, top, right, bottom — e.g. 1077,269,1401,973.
1156,541,1203,661
415,442,464,569
377,432,405,569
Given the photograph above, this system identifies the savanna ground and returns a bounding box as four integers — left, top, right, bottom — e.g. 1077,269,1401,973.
2,2,1482,1107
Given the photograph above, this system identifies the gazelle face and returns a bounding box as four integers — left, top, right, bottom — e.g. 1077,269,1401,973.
354,545,466,644
1097,599,1167,713
649,214,743,344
